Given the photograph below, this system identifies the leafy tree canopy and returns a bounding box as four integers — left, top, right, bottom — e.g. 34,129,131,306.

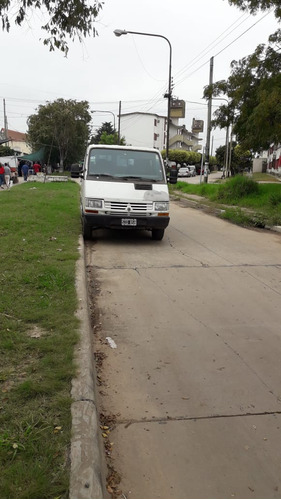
90,122,126,146
27,98,92,167
204,35,281,151
90,122,115,144
227,0,281,18
216,143,252,174
161,149,202,165
0,145,16,156
204,0,281,152
0,0,103,53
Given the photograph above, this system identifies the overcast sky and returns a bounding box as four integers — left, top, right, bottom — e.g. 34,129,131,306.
0,0,279,153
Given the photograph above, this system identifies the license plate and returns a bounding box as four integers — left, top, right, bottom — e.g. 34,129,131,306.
121,218,137,226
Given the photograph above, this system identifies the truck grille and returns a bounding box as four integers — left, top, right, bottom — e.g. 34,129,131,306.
104,201,153,214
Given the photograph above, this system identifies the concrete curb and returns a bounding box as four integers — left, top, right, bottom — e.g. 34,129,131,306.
69,236,103,499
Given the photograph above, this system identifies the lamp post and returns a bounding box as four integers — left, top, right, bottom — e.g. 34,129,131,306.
91,110,116,130
114,29,172,163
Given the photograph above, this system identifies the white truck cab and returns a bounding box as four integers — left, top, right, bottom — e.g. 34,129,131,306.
80,145,170,240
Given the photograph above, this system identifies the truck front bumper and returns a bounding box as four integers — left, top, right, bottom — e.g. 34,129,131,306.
83,213,170,230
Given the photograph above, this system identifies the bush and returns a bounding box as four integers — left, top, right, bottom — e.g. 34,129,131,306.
216,175,259,203
268,192,281,207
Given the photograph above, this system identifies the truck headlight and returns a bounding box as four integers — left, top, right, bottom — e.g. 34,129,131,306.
155,201,169,211
86,198,103,209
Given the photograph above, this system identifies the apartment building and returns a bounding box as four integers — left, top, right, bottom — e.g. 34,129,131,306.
119,112,167,150
119,112,202,152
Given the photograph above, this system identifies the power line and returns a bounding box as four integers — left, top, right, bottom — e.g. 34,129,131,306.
173,12,250,82
214,9,273,58
175,9,273,88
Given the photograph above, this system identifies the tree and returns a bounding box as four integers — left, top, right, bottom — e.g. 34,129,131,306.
204,36,281,151
216,143,252,174
204,0,281,152
27,98,92,168
162,149,202,165
227,0,281,18
0,0,103,54
90,122,126,146
90,122,115,144
0,145,16,156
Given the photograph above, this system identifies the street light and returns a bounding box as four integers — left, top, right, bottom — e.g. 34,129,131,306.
114,29,172,163
91,110,116,130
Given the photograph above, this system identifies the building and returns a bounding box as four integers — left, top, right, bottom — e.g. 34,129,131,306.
119,112,202,152
169,123,202,152
267,144,281,174
119,112,167,150
0,128,31,155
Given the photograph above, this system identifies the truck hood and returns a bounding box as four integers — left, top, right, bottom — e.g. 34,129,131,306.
83,180,169,201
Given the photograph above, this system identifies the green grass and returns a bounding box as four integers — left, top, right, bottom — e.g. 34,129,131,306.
251,172,281,183
0,181,81,498
171,175,281,227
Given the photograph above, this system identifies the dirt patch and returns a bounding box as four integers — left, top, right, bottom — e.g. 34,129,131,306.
27,325,48,338
85,257,124,499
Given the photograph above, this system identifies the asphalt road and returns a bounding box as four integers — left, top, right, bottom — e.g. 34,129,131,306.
178,170,223,184
86,201,281,499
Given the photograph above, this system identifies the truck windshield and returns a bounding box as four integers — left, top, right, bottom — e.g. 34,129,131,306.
88,148,164,181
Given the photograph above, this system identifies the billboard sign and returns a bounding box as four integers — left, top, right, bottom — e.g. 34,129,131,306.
192,119,204,133
170,99,185,119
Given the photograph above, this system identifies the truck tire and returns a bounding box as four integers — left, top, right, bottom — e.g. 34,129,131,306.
152,228,165,241
82,218,92,240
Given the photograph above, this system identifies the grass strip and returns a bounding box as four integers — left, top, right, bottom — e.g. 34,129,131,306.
0,181,81,499
171,175,281,227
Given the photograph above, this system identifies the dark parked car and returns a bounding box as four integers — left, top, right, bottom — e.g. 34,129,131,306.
165,161,178,184
70,163,83,178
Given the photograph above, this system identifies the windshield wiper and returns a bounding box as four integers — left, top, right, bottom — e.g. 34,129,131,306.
119,176,160,182
92,173,114,178
118,175,144,180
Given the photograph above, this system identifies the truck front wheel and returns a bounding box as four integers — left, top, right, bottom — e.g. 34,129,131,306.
82,218,92,240
152,228,165,241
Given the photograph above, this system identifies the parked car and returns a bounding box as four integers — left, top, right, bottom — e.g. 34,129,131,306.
178,166,191,177
70,163,83,178
195,164,210,175
188,165,196,176
165,161,178,184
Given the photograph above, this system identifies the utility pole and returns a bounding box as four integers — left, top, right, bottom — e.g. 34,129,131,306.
118,100,121,145
3,99,8,138
211,135,214,157
223,125,229,179
227,125,233,177
204,56,214,183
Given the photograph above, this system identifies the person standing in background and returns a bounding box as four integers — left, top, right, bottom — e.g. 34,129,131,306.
4,163,11,188
0,163,5,189
21,162,29,181
33,161,41,174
